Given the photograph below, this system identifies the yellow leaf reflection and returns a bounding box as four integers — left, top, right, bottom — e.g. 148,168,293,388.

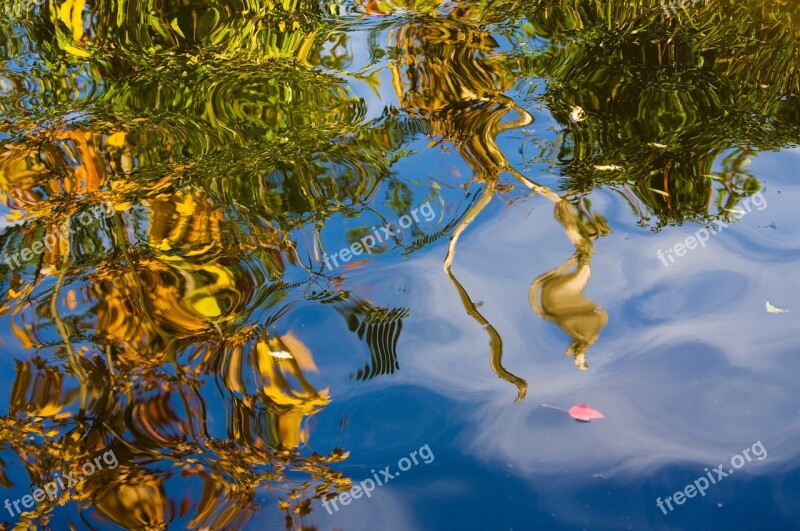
59,0,87,42
530,201,608,371
0,129,122,222
93,476,173,529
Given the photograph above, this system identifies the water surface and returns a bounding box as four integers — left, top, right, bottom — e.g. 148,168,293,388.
0,0,799,529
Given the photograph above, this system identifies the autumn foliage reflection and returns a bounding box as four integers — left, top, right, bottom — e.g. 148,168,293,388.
0,106,351,531
3,0,800,526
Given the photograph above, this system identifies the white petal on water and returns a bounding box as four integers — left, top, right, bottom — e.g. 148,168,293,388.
766,301,789,313
725,208,747,216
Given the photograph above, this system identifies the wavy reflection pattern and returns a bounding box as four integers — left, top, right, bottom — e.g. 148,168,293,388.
1,0,799,527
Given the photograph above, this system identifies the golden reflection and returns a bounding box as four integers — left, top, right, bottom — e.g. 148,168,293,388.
92,474,173,530
530,200,608,371
216,330,330,449
0,168,349,528
92,258,221,367
0,130,109,216
1,331,348,529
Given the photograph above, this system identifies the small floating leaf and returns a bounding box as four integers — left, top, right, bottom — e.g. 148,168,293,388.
568,404,605,422
568,404,606,422
593,164,624,171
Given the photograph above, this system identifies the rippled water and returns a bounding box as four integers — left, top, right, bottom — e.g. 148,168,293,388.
1,0,799,529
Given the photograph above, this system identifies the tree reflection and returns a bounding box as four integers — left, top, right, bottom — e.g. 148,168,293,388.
2,0,800,526
389,3,609,397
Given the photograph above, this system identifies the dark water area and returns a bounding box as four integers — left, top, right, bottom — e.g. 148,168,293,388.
0,0,799,529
